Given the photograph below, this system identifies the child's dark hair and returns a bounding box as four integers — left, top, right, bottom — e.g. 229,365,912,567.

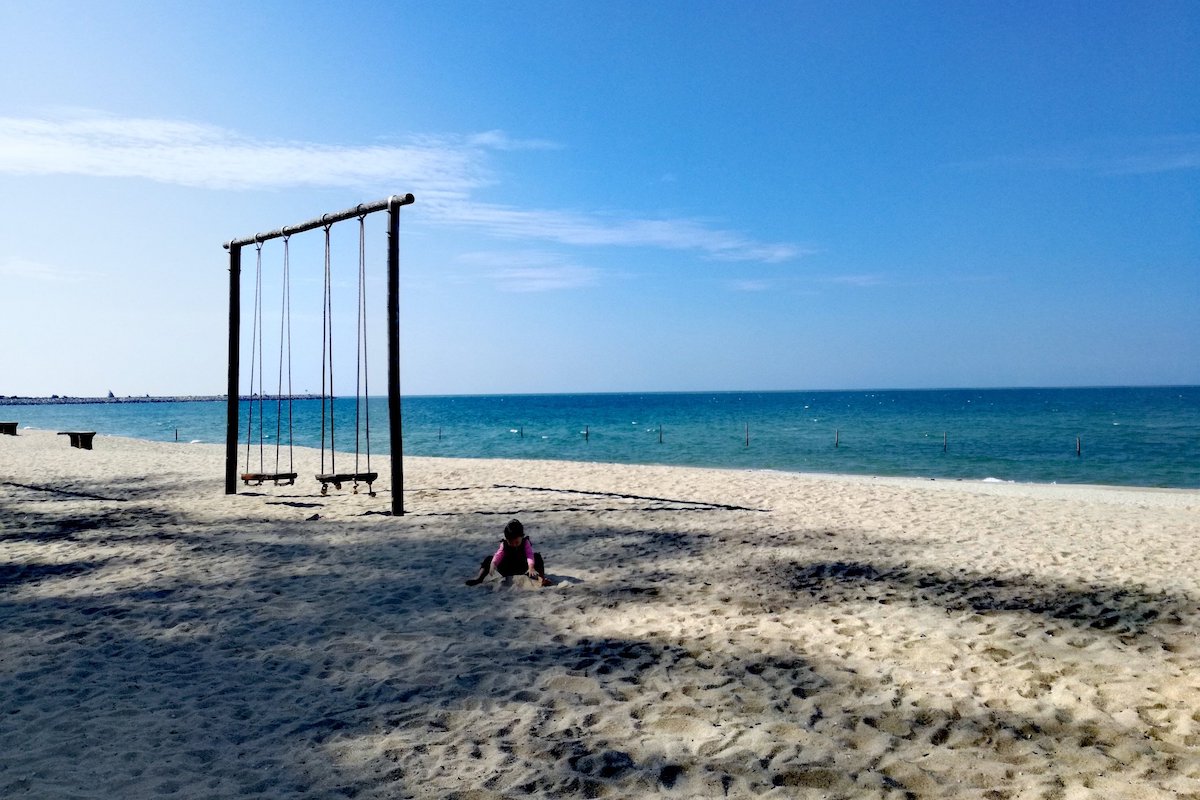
503,519,524,540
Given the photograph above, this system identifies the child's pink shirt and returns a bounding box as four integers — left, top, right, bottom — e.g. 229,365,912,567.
492,538,535,571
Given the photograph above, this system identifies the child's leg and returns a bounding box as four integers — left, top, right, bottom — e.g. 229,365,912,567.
533,552,554,586
465,556,491,586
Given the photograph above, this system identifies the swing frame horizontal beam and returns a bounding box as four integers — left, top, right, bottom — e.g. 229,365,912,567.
224,194,414,516
224,194,414,249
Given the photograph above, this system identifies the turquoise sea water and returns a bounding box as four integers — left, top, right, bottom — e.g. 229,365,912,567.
5,388,1198,489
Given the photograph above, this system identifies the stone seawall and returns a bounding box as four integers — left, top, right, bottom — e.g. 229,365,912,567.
0,395,319,406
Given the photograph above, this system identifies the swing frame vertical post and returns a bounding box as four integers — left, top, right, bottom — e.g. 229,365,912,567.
386,195,405,516
224,243,242,495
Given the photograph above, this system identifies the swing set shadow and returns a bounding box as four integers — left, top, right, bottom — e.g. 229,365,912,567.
223,194,414,515
491,484,768,513
386,483,769,518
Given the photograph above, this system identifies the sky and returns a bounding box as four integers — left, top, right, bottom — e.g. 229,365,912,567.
1,0,1197,397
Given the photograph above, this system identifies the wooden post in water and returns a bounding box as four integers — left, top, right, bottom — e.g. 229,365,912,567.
835,429,840,448
658,424,663,444
584,425,589,442
1076,436,1082,457
745,422,750,447
943,432,947,452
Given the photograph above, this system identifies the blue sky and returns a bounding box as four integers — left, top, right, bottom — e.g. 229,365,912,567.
1,0,1197,396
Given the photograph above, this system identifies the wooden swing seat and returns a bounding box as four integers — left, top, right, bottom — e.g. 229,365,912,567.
316,472,378,495
241,472,299,486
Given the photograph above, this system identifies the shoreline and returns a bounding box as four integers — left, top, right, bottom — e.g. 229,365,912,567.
8,424,1200,496
9,425,1200,496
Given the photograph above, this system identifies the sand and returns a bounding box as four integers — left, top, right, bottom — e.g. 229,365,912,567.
2,427,1199,799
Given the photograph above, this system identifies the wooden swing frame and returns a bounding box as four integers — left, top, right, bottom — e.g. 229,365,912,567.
223,194,415,515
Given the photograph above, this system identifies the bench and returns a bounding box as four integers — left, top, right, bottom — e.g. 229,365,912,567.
241,472,299,487
0,422,17,436
58,431,97,449
316,472,378,496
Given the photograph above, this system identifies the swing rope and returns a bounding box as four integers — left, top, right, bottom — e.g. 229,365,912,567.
275,234,294,478
244,240,266,476
315,215,376,496
240,235,297,487
355,214,371,478
320,223,335,477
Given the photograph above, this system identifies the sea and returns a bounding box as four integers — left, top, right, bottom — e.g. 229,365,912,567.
4,387,1198,489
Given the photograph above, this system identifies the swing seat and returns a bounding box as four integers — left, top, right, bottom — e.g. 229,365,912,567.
241,472,299,487
316,472,378,495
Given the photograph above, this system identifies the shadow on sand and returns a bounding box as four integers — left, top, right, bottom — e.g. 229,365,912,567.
1,474,1195,798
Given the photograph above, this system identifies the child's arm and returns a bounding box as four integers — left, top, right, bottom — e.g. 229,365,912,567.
524,538,536,574
491,542,506,570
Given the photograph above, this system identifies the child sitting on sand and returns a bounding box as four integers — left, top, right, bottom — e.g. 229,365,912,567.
465,519,554,586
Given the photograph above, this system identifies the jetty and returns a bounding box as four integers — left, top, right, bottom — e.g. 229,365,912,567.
0,394,319,406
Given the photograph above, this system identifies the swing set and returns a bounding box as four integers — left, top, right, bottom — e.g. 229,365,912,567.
223,194,415,516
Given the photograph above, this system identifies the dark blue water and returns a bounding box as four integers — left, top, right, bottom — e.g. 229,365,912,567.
6,388,1198,489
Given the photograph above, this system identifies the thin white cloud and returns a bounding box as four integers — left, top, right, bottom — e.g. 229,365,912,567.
0,111,807,264
827,274,888,288
430,199,807,263
0,257,85,282
466,130,561,151
494,264,599,292
728,279,771,292
0,114,485,195
459,250,599,292
1104,138,1200,174
956,135,1200,176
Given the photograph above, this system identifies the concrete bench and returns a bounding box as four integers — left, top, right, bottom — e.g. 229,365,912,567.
0,422,17,436
58,431,97,449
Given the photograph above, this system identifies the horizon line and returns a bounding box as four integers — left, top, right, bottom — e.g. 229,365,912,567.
4,383,1197,404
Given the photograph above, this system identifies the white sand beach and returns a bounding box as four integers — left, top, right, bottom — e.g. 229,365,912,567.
2,428,1199,799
